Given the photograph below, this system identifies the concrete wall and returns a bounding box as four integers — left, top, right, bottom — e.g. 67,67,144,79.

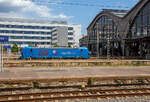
56,26,68,47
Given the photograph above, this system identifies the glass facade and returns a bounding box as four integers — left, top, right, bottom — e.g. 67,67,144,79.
130,1,150,38
0,23,52,47
68,37,73,40
68,32,73,35
96,16,118,41
0,24,53,30
0,30,51,35
68,27,73,30
89,16,120,56
9,36,51,40
7,41,51,45
87,1,150,58
126,1,150,57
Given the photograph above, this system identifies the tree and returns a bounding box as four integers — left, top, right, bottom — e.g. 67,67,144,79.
28,42,33,47
11,43,19,53
3,47,7,52
54,43,59,47
68,44,72,48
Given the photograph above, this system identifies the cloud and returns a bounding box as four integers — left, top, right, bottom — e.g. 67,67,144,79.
0,0,72,19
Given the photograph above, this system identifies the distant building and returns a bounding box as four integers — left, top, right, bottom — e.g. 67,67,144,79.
0,17,81,48
51,25,81,47
79,35,88,47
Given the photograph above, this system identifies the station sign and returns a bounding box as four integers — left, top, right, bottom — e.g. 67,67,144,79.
3,45,11,49
0,36,8,42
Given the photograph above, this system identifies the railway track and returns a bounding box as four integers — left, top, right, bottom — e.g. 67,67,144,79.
0,83,150,92
1,88,150,102
0,86,32,92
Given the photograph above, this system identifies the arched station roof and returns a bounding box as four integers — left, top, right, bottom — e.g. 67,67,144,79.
87,0,150,39
87,9,128,30
121,0,149,36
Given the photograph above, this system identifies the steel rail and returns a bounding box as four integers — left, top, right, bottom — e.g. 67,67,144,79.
0,83,150,92
1,88,150,102
4,93,150,102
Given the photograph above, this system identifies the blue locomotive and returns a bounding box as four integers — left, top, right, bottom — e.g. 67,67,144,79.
20,47,90,59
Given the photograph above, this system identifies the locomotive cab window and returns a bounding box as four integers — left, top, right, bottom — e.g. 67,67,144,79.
30,49,33,52
80,49,83,52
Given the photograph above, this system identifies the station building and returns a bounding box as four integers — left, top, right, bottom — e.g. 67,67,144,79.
0,17,81,48
87,9,128,56
86,0,150,58
79,35,88,47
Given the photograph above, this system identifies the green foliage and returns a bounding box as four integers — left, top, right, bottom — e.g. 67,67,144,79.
137,78,144,84
32,81,39,88
114,79,120,84
4,81,13,85
11,43,19,52
114,79,126,85
3,48,7,52
54,43,59,47
87,77,94,86
28,42,33,47
131,61,141,66
68,44,72,48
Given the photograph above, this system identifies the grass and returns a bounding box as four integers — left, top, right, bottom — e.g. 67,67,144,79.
4,59,150,68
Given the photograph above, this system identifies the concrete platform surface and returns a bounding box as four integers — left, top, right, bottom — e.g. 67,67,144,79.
0,66,150,80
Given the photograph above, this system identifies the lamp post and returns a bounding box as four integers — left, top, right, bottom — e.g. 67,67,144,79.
107,24,111,59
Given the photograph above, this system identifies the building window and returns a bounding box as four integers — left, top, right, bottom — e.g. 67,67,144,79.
0,24,53,30
68,27,73,30
68,32,73,35
68,37,73,40
130,1,150,38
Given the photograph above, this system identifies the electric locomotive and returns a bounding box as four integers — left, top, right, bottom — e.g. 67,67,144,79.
20,47,90,59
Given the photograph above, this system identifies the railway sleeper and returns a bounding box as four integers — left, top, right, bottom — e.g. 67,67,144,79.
1,93,150,102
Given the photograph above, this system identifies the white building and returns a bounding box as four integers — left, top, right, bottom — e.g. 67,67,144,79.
51,24,81,47
0,17,81,48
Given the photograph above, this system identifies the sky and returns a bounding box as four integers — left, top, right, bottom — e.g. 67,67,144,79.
0,0,139,35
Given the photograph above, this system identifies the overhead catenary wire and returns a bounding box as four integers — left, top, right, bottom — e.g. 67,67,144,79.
24,0,130,9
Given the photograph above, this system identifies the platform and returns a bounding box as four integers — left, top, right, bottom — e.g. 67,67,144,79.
0,66,150,81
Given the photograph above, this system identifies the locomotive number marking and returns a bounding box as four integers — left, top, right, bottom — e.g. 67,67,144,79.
39,50,48,55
